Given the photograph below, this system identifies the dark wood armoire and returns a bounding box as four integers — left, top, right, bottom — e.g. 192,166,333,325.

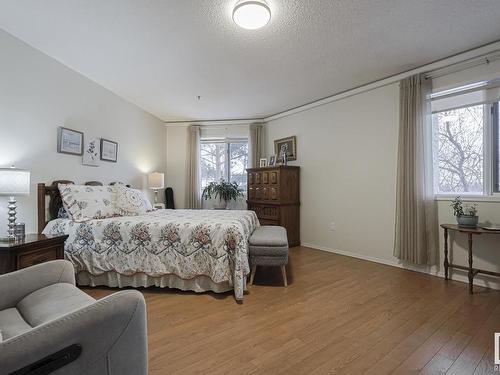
246,166,300,247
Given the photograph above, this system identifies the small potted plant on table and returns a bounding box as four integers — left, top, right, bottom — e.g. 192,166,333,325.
202,179,243,209
451,196,479,227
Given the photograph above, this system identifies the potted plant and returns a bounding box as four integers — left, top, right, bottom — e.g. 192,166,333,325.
451,196,478,227
202,179,243,209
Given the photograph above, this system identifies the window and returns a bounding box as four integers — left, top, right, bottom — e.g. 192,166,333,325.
200,139,248,193
433,105,484,194
432,79,500,196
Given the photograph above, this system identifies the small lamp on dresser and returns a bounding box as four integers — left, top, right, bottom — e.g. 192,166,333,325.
148,172,165,208
0,167,30,241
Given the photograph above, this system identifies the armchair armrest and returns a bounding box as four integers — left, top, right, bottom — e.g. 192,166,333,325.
0,260,75,311
0,290,148,375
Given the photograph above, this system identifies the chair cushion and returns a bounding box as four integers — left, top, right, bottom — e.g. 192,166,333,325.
249,245,289,257
0,308,32,341
249,226,288,247
250,255,288,267
17,283,95,327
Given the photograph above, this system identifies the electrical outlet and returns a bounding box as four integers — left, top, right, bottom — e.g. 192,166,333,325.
329,221,336,231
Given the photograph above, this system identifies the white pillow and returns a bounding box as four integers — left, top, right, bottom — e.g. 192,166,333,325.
115,186,153,216
58,184,118,222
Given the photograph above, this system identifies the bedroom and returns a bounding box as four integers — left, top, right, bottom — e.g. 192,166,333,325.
1,0,500,374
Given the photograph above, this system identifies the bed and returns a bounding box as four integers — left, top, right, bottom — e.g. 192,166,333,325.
38,180,259,301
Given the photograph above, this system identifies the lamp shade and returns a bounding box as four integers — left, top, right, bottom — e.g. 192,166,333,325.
148,172,164,190
0,168,30,196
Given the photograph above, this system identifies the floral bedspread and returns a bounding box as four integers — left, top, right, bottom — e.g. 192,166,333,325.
43,209,260,300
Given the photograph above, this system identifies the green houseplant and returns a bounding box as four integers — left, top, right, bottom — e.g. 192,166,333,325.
451,196,478,227
202,179,243,209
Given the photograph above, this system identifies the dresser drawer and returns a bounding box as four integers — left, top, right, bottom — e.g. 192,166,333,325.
249,204,280,220
17,246,59,269
259,218,279,226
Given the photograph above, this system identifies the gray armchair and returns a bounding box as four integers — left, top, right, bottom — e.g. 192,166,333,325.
0,260,148,375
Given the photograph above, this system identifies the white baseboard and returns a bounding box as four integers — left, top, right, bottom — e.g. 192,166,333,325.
300,242,500,291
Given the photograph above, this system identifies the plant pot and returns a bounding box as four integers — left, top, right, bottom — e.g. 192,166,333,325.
213,199,227,210
456,215,479,227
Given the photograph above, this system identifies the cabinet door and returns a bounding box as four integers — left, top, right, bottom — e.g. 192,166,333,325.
270,171,278,184
249,173,254,184
270,187,279,200
263,172,269,184
262,187,268,200
248,187,255,200
256,172,261,184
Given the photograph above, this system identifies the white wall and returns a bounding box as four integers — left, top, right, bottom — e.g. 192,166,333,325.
267,84,400,264
0,30,167,234
266,62,500,289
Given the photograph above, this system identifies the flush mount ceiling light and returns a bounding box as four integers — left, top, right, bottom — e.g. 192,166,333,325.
233,0,271,30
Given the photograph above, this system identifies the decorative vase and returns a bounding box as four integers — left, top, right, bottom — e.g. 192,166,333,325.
213,199,228,210
456,215,479,227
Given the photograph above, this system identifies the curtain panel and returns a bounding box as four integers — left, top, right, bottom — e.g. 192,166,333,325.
186,125,202,209
394,74,439,265
249,123,266,168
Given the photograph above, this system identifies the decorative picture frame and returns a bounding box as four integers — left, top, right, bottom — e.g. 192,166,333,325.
269,155,276,166
100,138,118,162
259,158,268,167
274,136,297,162
57,127,84,155
82,138,100,167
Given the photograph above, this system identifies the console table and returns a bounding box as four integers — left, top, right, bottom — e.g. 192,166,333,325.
441,224,500,294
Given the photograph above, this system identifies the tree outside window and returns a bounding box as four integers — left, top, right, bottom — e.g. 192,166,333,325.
200,140,248,193
433,105,484,194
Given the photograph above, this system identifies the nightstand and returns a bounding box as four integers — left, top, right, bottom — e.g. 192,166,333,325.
0,234,68,274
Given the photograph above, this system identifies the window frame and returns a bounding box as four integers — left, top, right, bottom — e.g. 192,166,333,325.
432,101,500,200
493,102,500,194
199,137,249,193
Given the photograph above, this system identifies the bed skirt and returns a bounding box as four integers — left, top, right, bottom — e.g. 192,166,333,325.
77,271,240,295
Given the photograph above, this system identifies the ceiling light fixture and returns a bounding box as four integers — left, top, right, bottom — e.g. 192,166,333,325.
233,0,271,30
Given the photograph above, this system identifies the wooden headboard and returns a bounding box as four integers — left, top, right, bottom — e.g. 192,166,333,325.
37,180,130,234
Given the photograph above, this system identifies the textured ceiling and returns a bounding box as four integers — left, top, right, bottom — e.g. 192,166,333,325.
1,0,500,121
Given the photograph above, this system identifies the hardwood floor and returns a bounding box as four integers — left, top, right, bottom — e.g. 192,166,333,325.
83,246,500,375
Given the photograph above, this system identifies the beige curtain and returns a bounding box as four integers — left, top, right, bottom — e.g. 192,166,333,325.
394,74,438,265
249,123,266,168
186,125,201,209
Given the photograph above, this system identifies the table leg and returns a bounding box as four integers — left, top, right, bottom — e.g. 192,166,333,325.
468,233,474,294
443,228,449,280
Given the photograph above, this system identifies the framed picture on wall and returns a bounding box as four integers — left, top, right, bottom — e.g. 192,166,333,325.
274,136,297,162
100,139,118,162
57,127,84,155
82,138,100,167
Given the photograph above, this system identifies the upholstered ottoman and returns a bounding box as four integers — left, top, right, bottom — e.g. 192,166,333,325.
249,226,289,286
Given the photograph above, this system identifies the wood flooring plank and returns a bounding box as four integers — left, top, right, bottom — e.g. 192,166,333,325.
83,246,500,375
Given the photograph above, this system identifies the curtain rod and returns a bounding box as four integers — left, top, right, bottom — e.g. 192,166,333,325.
424,51,500,80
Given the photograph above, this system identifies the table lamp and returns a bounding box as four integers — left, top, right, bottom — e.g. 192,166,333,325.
147,172,164,204
0,167,30,241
